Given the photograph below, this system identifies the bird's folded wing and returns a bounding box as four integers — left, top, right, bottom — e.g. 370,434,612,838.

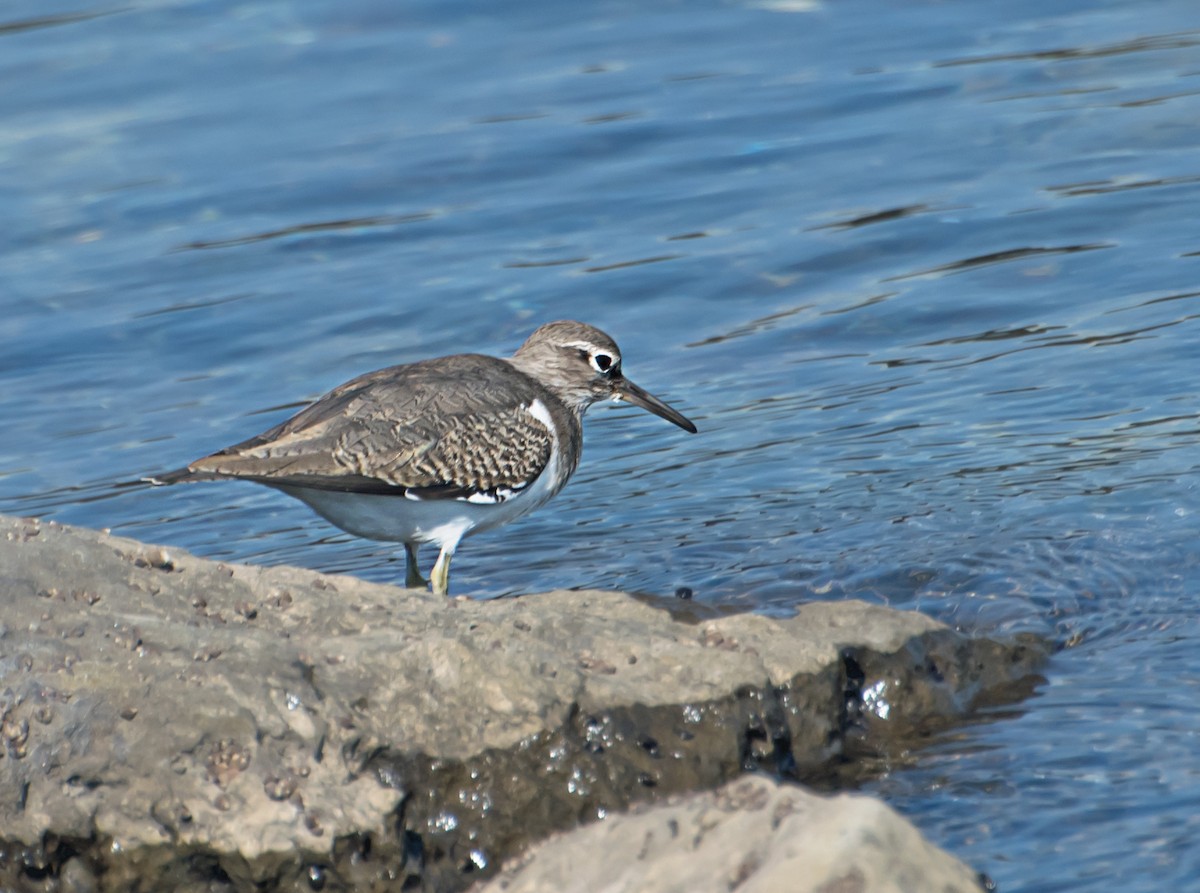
186,359,554,498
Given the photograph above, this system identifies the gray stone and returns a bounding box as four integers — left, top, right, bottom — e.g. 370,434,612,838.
0,514,1043,891
479,774,986,893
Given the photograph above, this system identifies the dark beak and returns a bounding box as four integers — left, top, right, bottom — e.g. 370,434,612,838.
612,377,698,433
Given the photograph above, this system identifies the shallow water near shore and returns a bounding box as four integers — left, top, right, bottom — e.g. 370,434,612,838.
3,0,1200,889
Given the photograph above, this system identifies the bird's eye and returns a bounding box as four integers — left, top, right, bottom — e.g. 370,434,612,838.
591,353,614,373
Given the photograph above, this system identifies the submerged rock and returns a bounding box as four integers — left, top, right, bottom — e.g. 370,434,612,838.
0,514,1044,891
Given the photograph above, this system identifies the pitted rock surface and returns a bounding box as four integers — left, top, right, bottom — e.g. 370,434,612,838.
0,514,1043,891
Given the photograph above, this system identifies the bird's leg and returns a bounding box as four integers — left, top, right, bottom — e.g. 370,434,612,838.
430,547,453,597
404,543,428,589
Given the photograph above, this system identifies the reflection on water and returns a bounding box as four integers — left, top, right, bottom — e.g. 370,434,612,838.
0,9,113,36
1048,173,1200,197
884,243,1113,282
173,214,433,252
809,203,935,231
936,29,1200,68
3,0,1200,890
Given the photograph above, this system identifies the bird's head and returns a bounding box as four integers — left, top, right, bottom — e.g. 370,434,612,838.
511,320,697,432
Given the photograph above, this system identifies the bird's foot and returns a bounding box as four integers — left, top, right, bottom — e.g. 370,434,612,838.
404,544,429,589
430,550,452,597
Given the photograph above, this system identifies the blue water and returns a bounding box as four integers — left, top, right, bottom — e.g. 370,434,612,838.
3,1,1200,889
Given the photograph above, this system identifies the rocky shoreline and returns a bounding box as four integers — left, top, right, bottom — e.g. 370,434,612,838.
0,514,1045,892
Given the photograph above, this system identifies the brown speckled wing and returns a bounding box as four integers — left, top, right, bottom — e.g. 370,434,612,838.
188,354,556,499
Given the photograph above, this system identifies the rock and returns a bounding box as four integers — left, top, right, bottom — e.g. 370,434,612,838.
479,774,987,893
0,514,1044,891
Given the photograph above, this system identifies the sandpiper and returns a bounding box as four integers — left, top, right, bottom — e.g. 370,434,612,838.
149,320,697,595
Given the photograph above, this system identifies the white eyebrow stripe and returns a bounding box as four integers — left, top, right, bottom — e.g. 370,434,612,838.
562,340,620,359
562,343,621,375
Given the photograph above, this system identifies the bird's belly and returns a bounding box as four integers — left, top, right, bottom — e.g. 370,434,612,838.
275,471,563,547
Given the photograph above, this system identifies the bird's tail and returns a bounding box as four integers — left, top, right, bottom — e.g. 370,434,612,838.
142,467,226,486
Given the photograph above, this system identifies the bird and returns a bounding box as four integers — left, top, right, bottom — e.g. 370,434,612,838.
148,320,697,595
